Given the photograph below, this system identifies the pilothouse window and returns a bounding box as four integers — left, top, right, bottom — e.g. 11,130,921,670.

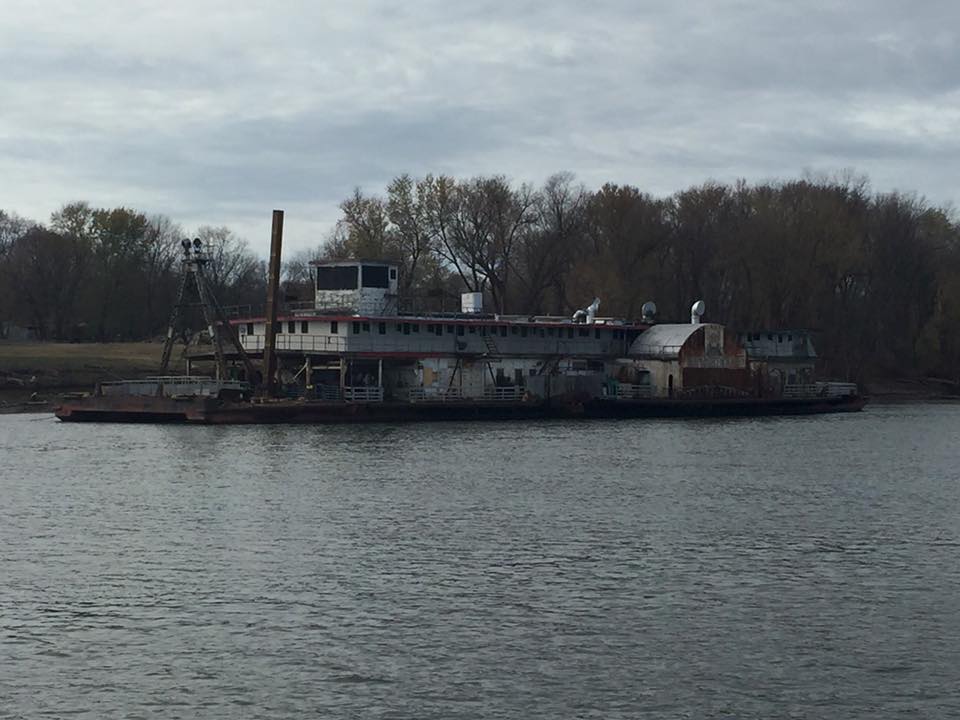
362,265,389,288
317,265,359,290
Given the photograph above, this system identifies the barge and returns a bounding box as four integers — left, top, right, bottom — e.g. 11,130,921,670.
55,211,865,423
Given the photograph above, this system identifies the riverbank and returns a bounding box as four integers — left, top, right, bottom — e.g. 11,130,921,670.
0,342,184,414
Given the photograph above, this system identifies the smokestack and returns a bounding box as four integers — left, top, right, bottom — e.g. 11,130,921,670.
262,210,284,396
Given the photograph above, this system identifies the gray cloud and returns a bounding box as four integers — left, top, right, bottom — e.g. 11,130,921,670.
1,0,959,254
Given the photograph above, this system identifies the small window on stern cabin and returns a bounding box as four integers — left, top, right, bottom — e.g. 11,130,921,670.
330,321,338,334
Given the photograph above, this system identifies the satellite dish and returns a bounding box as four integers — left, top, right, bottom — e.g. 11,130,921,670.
641,301,657,321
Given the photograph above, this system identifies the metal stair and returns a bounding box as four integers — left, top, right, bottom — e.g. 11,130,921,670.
482,334,500,356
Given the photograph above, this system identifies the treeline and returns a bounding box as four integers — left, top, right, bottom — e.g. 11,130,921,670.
327,173,960,382
0,202,266,342
3,173,960,381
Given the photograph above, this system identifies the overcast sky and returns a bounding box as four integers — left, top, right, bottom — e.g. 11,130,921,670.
2,0,958,254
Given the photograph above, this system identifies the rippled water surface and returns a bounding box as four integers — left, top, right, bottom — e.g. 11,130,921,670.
2,405,960,718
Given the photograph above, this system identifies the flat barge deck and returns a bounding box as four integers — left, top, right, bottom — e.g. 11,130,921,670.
55,393,866,424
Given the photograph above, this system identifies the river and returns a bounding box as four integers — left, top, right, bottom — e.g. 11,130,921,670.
1,405,959,718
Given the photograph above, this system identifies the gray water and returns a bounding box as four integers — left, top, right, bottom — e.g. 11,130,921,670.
1,406,959,719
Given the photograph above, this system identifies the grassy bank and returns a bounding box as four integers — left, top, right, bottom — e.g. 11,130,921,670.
0,342,187,412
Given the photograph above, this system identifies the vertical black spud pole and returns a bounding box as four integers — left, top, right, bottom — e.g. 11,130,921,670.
262,209,284,397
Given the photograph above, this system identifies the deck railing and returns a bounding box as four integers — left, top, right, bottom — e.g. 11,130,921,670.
482,386,525,401
615,383,653,399
343,386,384,402
783,382,858,398
242,334,350,354
407,387,464,402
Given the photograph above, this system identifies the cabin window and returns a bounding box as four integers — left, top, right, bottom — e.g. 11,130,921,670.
457,325,464,336
396,323,402,332
301,321,309,334
496,368,505,382
412,323,419,333
778,334,783,343
788,334,793,342
446,325,454,334
277,323,282,333
361,265,389,288
389,267,397,280
352,322,360,334
514,369,524,385
378,322,386,335
594,328,600,339
330,321,338,334
547,327,555,337
511,326,518,336
362,322,370,332
578,328,589,337
317,265,358,290
246,322,254,335
567,328,574,339
426,324,434,334
500,326,507,337
520,327,528,338
768,333,774,341
479,326,486,336
435,325,443,336
403,323,410,335
468,326,476,334
287,321,295,334
539,328,545,338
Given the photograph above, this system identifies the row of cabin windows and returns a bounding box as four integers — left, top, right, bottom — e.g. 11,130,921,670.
345,322,616,339
245,320,631,340
243,321,339,335
743,332,795,343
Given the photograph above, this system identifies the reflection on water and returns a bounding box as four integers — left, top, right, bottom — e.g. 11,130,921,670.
2,406,960,718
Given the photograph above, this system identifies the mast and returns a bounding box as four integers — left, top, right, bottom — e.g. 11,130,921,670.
262,210,284,397
159,238,257,382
